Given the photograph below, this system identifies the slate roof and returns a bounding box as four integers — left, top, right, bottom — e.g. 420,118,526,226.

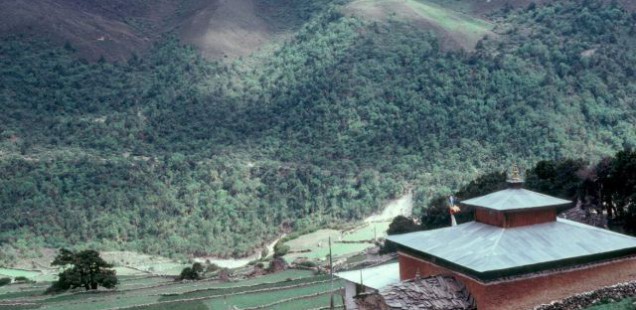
387,218,636,278
379,275,476,310
335,263,400,290
461,188,572,211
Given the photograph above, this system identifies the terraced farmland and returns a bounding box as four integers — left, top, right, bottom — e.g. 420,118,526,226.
0,269,343,310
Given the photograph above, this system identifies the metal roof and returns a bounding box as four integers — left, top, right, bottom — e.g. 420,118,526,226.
461,188,571,211
386,219,636,276
335,263,400,290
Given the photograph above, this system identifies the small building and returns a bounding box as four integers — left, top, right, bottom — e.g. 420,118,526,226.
336,263,401,310
337,263,475,310
359,275,475,310
386,174,636,309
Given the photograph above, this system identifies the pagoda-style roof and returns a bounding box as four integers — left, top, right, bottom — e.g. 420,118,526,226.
387,218,636,280
461,188,571,211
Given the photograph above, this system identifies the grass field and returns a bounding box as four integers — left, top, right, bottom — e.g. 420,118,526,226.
283,194,412,262
407,0,492,34
345,0,495,49
284,227,378,262
342,222,390,242
0,269,341,310
585,297,636,310
0,268,42,279
283,211,399,261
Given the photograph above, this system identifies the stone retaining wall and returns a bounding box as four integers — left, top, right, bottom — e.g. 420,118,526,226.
536,281,636,310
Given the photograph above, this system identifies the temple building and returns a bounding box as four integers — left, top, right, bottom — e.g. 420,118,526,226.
338,169,636,309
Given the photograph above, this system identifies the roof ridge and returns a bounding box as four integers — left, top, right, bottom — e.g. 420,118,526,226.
520,188,570,201
462,187,571,210
480,227,506,271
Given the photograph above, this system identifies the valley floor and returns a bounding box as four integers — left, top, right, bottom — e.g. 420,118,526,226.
0,269,344,310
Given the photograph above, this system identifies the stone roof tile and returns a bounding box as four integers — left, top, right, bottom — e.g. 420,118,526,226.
380,275,476,310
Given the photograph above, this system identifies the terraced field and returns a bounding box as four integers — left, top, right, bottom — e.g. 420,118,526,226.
0,192,407,309
284,193,412,262
0,269,343,310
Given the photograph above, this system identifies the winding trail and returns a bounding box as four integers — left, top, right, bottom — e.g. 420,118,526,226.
365,192,414,223
195,235,285,269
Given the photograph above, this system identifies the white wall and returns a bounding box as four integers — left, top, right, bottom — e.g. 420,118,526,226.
344,281,359,310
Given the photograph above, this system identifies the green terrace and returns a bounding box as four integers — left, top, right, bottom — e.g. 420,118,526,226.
0,269,343,310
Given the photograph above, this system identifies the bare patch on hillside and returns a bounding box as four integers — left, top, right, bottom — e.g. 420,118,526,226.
344,0,496,50
0,0,249,61
0,0,150,61
365,192,413,223
0,0,286,61
179,0,276,60
0,0,220,61
1,0,633,61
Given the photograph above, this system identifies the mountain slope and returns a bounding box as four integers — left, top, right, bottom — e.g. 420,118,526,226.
0,0,155,61
2,0,633,61
0,0,635,263
0,0,333,61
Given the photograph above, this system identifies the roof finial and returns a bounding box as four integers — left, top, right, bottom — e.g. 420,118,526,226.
507,164,524,188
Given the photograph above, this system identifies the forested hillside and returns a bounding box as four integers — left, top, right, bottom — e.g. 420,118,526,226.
1,0,635,263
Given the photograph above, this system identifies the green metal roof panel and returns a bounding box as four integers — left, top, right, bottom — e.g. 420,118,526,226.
460,188,571,211
335,263,400,290
386,219,636,274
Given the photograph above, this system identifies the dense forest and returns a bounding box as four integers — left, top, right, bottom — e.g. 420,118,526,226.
1,0,635,263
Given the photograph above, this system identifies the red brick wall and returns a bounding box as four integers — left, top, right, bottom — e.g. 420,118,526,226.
506,208,556,227
475,208,556,228
398,252,636,310
475,208,505,226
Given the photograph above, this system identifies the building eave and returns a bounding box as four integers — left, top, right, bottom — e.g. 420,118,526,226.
387,219,636,280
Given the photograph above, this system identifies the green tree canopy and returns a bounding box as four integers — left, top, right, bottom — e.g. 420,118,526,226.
47,249,117,293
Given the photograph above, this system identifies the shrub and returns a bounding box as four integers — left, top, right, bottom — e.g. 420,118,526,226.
261,248,269,258
178,263,204,281
14,276,32,283
273,241,290,258
205,263,220,273
297,261,318,268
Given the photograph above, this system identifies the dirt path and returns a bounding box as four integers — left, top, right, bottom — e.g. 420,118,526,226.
195,234,285,268
365,192,413,223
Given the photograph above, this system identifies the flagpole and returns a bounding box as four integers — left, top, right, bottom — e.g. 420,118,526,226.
329,236,334,309
449,196,458,227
